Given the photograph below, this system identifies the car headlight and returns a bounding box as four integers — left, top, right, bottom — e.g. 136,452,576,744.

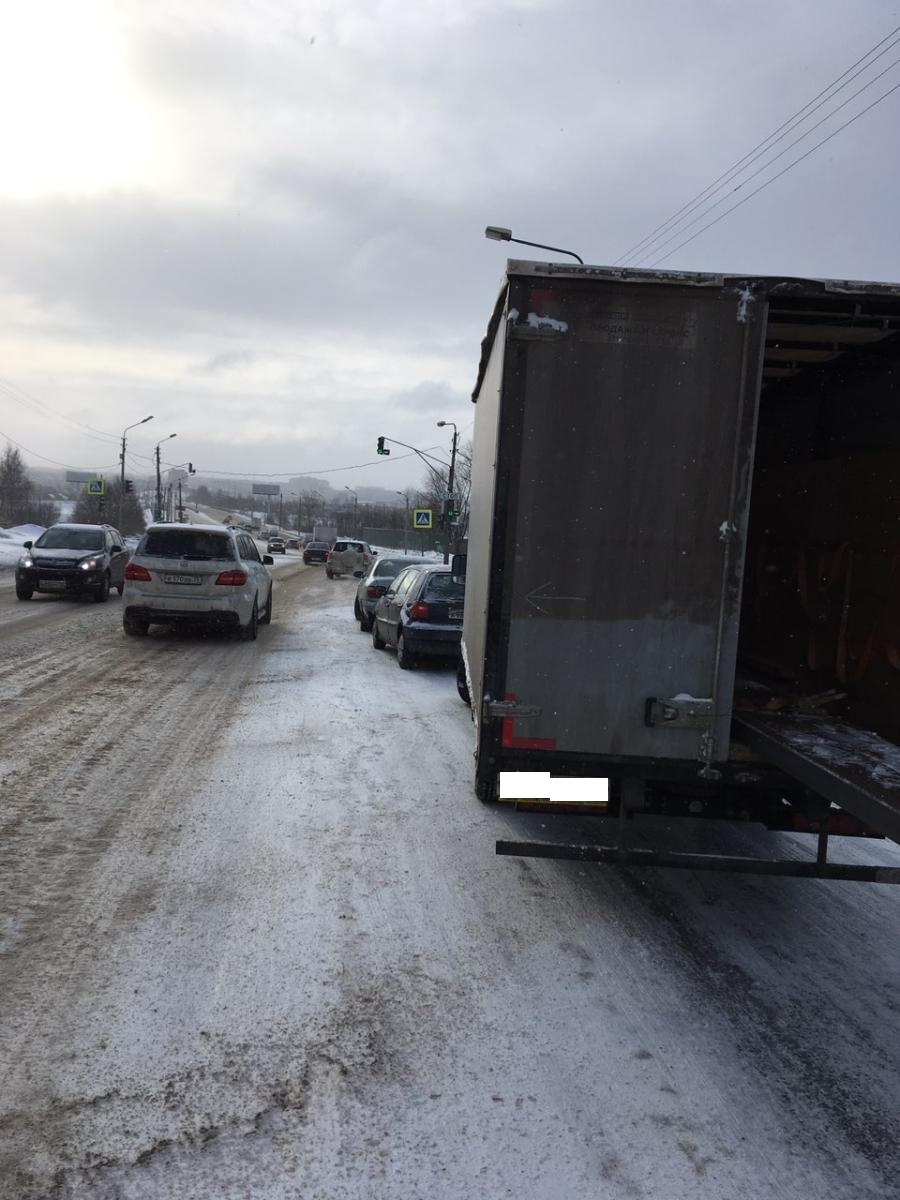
79,557,100,571
19,555,33,568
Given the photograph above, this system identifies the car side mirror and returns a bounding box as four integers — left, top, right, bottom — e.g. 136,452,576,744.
451,552,467,584
353,570,364,578
263,555,274,565
112,544,123,554
23,540,33,550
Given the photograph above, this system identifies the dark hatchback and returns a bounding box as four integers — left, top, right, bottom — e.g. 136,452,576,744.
15,523,128,602
353,554,427,631
303,540,330,564
371,564,465,669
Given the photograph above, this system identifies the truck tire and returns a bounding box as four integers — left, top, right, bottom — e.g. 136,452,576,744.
456,659,470,705
475,773,497,804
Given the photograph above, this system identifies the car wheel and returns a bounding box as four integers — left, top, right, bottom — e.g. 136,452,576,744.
116,583,125,596
456,659,471,705
260,585,273,625
359,613,373,633
15,583,33,601
396,630,416,670
353,599,362,620
326,569,334,579
372,620,386,650
240,598,259,641
123,613,150,636
93,573,110,603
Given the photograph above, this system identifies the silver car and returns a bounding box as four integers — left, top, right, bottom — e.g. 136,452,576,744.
122,524,274,640
353,554,427,631
326,539,374,579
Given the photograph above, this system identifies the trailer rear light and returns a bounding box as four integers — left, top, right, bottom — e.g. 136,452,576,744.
408,601,429,620
124,563,152,581
215,569,248,586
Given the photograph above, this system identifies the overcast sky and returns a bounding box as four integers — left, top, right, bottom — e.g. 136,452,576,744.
1,0,899,493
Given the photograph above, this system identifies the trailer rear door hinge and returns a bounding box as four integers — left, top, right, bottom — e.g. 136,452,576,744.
485,700,542,720
644,696,713,730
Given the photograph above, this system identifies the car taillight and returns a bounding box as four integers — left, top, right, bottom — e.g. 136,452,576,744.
366,585,383,599
124,563,151,581
215,569,248,586
408,601,429,620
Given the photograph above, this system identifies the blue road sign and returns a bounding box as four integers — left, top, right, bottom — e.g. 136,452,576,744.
413,508,432,529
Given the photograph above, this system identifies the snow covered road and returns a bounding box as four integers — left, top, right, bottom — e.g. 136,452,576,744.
1,564,898,1199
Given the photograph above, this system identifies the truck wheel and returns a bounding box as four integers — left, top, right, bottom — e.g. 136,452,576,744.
456,659,470,705
15,583,33,600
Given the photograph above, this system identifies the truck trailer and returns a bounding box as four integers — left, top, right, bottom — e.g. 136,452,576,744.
460,259,900,882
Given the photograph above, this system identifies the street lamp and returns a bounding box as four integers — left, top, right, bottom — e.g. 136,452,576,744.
344,486,358,536
154,434,177,520
484,225,584,265
289,491,300,533
395,490,410,552
436,421,459,564
119,414,153,528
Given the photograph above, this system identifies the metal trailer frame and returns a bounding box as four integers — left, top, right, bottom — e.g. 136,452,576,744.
465,260,900,877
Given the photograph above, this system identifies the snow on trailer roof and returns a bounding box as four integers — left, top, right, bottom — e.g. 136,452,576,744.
472,258,900,402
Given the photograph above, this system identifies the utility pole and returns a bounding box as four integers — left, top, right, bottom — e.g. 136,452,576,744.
119,415,153,529
154,434,177,520
395,491,410,552
437,421,459,564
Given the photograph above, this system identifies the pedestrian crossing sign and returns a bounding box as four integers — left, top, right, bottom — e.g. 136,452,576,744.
413,508,432,529
87,478,105,496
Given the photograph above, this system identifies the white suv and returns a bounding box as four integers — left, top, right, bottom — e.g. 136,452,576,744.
122,524,274,640
326,539,373,578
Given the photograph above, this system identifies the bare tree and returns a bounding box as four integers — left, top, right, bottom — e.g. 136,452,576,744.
0,444,60,528
419,439,471,544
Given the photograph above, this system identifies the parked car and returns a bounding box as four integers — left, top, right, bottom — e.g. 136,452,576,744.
122,523,274,640
326,539,373,579
15,523,128,602
303,540,330,564
267,536,287,554
353,554,428,631
371,564,465,668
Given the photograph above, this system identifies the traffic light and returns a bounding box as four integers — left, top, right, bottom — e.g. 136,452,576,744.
124,479,134,494
376,436,390,456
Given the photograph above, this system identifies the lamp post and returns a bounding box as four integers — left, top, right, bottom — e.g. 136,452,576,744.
289,491,300,534
436,420,458,564
344,486,358,536
484,225,584,265
119,414,153,529
395,490,410,552
154,434,177,520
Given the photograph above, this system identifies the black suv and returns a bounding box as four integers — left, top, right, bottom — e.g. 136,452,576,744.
16,523,129,602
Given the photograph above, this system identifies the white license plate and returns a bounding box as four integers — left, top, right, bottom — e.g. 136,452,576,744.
163,574,202,585
449,608,464,621
39,580,66,591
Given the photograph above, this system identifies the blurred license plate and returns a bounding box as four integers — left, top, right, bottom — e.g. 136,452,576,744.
39,580,66,591
163,574,202,585
449,608,464,620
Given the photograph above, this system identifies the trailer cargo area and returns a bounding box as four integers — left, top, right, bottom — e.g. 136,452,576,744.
465,261,900,877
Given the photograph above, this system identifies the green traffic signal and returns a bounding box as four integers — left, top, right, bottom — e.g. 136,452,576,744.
376,436,390,456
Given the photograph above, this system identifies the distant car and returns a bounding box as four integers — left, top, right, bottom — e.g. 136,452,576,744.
303,540,330,564
15,523,128,602
353,554,428,632
326,539,373,579
371,564,465,669
267,536,287,554
286,538,301,550
122,523,274,640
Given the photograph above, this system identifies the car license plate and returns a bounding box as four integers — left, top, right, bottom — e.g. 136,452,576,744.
39,579,66,591
163,574,202,585
449,608,464,621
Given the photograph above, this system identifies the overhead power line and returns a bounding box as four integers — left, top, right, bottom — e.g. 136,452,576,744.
0,377,121,446
0,428,117,472
614,22,900,266
648,76,900,267
637,54,900,267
